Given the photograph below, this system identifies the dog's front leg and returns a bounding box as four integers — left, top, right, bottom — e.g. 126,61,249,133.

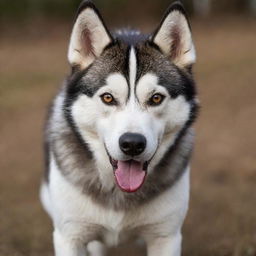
53,229,88,256
146,232,182,256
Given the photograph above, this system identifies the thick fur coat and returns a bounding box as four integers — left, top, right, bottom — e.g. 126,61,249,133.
40,1,199,255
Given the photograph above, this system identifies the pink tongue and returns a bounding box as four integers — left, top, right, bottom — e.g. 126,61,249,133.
114,160,146,192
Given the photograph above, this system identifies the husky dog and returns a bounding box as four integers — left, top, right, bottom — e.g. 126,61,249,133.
40,1,199,255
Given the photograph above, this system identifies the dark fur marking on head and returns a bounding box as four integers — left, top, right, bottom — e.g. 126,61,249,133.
134,42,196,100
125,45,132,100
67,42,128,98
114,30,148,46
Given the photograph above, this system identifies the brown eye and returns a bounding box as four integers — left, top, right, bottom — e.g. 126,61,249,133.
149,93,165,106
101,93,116,105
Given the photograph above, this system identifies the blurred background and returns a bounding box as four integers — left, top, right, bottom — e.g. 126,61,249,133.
1,0,256,255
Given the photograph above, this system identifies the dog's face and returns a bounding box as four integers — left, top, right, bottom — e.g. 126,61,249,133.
65,1,198,192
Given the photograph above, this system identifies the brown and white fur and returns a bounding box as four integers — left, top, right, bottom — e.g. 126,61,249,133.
40,1,199,255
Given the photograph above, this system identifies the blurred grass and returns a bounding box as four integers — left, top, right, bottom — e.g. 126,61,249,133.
0,16,256,256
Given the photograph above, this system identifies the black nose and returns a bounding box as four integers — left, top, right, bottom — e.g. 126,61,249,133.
119,133,146,156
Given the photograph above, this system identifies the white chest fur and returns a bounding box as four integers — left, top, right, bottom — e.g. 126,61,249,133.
41,154,190,247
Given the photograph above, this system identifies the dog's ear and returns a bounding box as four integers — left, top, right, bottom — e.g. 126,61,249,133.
68,0,112,70
152,1,196,69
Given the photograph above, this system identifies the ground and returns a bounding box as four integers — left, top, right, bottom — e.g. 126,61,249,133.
0,17,256,256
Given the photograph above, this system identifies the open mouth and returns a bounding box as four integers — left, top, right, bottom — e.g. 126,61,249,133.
109,157,148,193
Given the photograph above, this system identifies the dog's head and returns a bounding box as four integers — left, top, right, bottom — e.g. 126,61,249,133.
65,1,198,192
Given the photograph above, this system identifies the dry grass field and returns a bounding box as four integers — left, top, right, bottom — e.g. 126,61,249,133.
0,17,256,256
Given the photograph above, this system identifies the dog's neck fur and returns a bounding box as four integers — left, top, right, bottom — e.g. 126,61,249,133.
46,89,194,211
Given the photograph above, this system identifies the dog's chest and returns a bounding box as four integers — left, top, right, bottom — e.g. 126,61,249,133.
52,187,139,246
47,155,189,246
49,158,142,244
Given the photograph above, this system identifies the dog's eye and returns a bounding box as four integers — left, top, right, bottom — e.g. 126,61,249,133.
148,93,165,106
101,93,116,105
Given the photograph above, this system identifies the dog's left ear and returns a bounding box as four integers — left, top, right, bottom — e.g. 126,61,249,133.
152,1,196,69
68,0,112,70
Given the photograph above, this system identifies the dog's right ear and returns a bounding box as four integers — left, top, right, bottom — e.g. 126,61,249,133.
68,1,112,70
